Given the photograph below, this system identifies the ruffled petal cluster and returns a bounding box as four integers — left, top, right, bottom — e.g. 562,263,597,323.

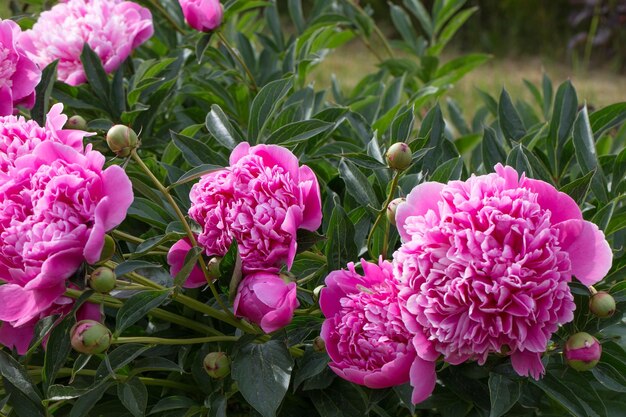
0,19,41,115
19,0,153,86
187,142,322,275
394,164,612,379
0,104,133,344
320,260,436,404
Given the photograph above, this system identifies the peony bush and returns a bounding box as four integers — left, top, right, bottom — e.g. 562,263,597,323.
0,0,624,416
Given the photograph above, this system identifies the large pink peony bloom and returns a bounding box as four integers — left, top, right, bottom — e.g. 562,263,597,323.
393,164,612,379
320,260,436,404
180,142,321,276
0,108,133,327
19,0,153,86
0,19,41,115
179,0,223,32
233,272,299,333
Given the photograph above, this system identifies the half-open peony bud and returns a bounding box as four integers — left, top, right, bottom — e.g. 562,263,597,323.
564,332,601,371
70,320,112,354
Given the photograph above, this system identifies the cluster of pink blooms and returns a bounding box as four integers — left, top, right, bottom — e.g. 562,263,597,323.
168,142,322,333
19,0,153,86
320,164,612,403
0,104,134,354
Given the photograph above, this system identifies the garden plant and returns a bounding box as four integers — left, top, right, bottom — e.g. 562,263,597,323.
0,0,625,416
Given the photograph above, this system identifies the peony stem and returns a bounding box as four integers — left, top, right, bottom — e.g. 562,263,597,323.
216,31,258,92
112,335,239,345
111,230,169,252
130,150,233,317
142,0,186,35
367,171,400,258
347,0,395,60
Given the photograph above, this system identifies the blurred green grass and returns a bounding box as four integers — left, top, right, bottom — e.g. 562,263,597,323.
311,43,626,115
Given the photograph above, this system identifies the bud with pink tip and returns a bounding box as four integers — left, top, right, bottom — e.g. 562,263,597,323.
386,142,412,171
386,198,405,226
66,115,88,130
564,332,601,371
589,291,616,318
203,352,230,378
70,320,112,354
88,267,117,294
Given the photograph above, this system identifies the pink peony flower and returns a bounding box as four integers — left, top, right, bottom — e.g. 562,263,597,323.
0,297,100,355
182,142,322,275
0,108,133,327
179,0,223,32
0,19,41,115
319,260,436,404
19,0,153,86
233,272,299,333
167,238,206,288
393,164,612,379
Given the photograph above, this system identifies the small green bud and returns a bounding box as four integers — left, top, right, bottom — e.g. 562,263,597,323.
106,125,138,157
88,266,116,293
589,291,616,318
203,352,231,379
97,234,116,264
70,320,112,354
66,115,87,130
564,332,601,372
386,142,412,171
313,336,326,353
386,197,405,226
207,256,222,279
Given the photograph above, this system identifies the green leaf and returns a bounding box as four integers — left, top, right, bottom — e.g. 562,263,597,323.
132,233,182,258
149,396,199,415
95,344,153,380
572,106,609,202
80,43,110,105
294,350,329,389
338,159,379,209
117,377,148,417
589,102,626,139
499,89,526,143
482,126,507,169
403,0,433,38
428,7,477,56
248,77,293,142
548,80,578,171
0,352,45,417
232,340,294,417
42,318,74,393
506,144,533,177
169,164,223,189
266,119,334,145
69,381,113,417
531,372,603,417
433,0,466,34
205,104,242,150
325,196,357,272
171,131,214,167
115,290,172,336
390,4,419,52
559,170,595,205
115,260,161,277
591,363,626,393
488,373,520,417
309,379,367,417
430,157,463,182
31,60,58,125
173,246,203,288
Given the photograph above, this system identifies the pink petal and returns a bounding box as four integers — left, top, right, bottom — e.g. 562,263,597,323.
298,165,323,231
556,219,613,285
0,283,65,326
167,238,206,288
0,321,35,355
523,178,582,224
511,350,545,380
396,182,445,242
409,357,436,404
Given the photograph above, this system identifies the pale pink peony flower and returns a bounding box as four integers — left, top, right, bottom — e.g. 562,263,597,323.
0,108,133,327
0,297,100,355
179,0,223,32
393,164,612,379
0,19,41,115
19,0,153,86
181,142,322,276
320,260,436,404
233,272,299,333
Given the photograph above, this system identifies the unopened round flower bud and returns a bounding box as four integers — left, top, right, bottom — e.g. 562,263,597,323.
106,125,138,157
66,115,87,130
564,332,601,371
70,320,112,354
207,256,222,279
386,198,405,226
203,352,230,379
313,336,326,353
386,142,412,171
88,266,116,293
97,234,116,264
589,291,616,318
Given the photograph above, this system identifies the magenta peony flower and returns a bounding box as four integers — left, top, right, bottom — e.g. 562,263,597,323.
0,19,41,115
0,297,100,355
19,0,153,86
319,260,436,404
393,164,612,379
167,238,206,288
179,0,223,32
181,142,321,275
233,272,299,333
0,107,133,327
